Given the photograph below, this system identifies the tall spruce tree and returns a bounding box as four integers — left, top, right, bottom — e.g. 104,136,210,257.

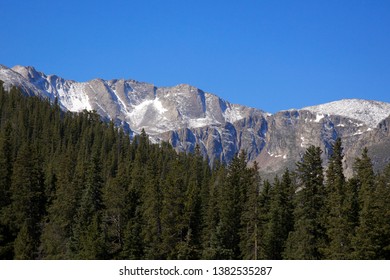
239,162,262,259
284,145,325,259
160,155,186,259
140,148,164,259
0,122,13,259
371,163,390,259
102,158,131,258
71,152,106,259
218,151,249,259
178,148,204,259
201,161,227,259
263,169,294,259
257,179,272,259
323,138,354,259
352,148,382,259
40,154,79,259
10,143,45,259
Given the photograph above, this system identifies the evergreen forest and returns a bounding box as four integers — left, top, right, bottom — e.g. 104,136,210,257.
1,81,390,260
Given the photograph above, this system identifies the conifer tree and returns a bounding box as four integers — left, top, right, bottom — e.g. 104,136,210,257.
179,146,204,259
140,148,164,259
239,161,262,259
256,179,272,259
352,148,382,259
77,214,107,259
121,217,143,259
263,169,294,259
71,152,105,259
0,80,4,95
284,145,325,259
0,122,13,258
218,151,248,259
201,161,227,259
9,143,45,259
40,155,78,259
323,138,353,259
102,159,130,258
371,163,390,259
128,129,149,255
13,222,35,260
0,122,12,208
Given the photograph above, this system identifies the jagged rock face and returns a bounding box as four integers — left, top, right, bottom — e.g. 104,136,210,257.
159,113,268,164
1,64,390,177
256,110,377,178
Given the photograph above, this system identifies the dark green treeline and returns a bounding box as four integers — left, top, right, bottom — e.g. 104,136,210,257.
0,81,390,260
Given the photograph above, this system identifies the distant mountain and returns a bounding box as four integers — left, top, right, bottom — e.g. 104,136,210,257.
1,64,390,177
303,99,390,128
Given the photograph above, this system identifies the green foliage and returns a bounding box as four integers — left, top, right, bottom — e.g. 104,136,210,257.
284,146,325,259
323,138,354,259
262,169,294,259
351,148,390,259
239,162,262,259
217,151,250,259
1,81,390,260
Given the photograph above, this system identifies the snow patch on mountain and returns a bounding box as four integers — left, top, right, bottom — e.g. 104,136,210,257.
224,105,244,123
4,65,92,112
303,99,390,128
61,83,92,111
314,113,325,123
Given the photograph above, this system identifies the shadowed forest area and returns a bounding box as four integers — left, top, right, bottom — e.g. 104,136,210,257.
1,81,390,260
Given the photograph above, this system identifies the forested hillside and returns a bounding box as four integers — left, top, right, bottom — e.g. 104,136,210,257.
1,81,390,260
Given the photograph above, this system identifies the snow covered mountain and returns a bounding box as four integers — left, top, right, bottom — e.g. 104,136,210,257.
303,99,390,128
0,64,265,132
1,64,390,177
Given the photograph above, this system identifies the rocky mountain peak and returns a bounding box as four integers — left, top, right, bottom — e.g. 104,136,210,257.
12,65,39,78
1,64,390,177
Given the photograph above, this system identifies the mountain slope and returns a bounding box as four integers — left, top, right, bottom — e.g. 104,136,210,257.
1,64,390,176
303,99,390,128
0,64,268,163
1,64,266,128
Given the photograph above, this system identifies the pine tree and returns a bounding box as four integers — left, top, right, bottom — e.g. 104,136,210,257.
0,122,13,208
354,148,375,206
179,146,204,259
0,122,13,259
13,222,35,260
239,161,262,259
263,169,294,259
201,161,227,259
102,159,130,258
256,179,272,259
70,152,105,259
126,129,149,257
352,148,381,259
218,151,249,259
121,217,143,259
9,143,45,259
77,214,106,259
140,148,164,259
371,163,390,259
40,154,78,259
284,145,325,259
159,153,187,259
323,138,353,259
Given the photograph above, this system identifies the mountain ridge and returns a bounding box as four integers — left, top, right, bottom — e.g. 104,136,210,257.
1,64,390,177
3,64,390,125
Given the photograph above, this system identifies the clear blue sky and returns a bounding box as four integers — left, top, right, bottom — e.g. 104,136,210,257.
1,0,390,113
